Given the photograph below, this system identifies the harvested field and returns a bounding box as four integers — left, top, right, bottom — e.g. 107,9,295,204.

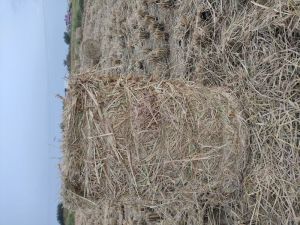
63,0,300,224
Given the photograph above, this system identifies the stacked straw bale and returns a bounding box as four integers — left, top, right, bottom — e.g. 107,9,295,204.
62,73,248,224
66,0,300,224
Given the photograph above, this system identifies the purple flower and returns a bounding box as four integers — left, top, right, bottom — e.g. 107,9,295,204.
64,12,72,26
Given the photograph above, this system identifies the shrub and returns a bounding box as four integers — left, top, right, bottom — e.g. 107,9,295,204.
79,0,84,12
64,32,71,45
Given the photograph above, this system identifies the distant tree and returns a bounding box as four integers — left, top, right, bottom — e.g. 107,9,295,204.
57,202,65,225
64,32,71,45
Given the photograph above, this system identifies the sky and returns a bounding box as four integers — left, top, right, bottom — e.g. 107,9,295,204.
0,0,68,225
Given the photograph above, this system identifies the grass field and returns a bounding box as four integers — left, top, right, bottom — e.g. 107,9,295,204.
70,0,83,73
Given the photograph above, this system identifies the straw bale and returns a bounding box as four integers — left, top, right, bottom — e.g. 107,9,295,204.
66,0,300,224
62,73,247,224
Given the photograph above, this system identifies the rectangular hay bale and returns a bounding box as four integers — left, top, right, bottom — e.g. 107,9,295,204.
62,73,247,224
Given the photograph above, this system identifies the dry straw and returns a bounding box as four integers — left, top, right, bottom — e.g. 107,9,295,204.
62,73,248,224
148,48,170,63
66,0,300,223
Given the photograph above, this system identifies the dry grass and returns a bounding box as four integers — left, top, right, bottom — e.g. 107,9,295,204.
62,74,248,224
63,0,300,224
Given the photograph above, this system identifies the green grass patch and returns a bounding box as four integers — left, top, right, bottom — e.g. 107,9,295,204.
72,0,84,32
70,0,84,73
79,0,84,12
64,208,75,225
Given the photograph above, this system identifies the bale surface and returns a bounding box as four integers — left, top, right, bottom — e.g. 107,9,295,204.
65,0,300,224
62,73,247,224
